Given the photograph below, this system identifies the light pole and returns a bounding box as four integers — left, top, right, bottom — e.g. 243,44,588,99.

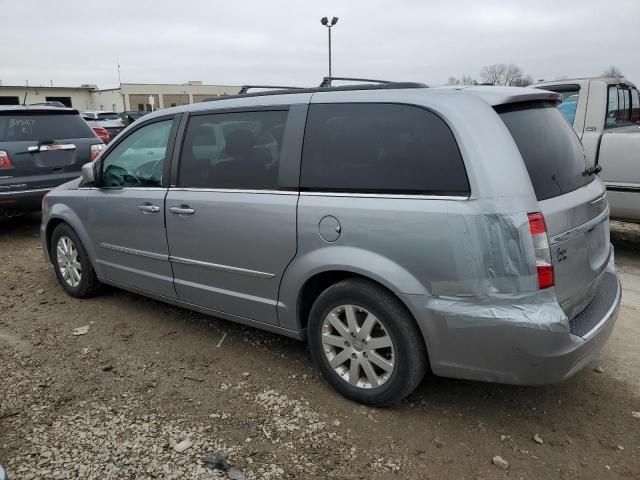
320,17,338,80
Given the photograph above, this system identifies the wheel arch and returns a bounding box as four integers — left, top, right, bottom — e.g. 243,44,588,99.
278,246,430,344
44,206,101,276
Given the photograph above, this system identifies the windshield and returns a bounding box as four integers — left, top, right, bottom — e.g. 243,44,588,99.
496,101,592,201
0,112,95,141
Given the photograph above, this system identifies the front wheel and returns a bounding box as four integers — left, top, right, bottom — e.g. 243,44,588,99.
50,223,101,298
308,278,428,406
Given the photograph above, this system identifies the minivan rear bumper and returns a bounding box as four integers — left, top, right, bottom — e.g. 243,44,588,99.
405,264,621,385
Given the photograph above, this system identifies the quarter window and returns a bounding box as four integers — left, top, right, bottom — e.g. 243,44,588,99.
178,110,288,189
101,119,173,188
300,103,469,195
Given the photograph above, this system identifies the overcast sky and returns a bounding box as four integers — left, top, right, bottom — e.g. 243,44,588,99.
1,0,639,89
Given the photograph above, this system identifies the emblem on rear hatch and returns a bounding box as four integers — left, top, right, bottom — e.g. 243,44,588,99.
556,247,568,262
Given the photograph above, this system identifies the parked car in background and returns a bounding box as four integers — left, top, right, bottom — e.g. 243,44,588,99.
29,101,67,108
42,83,620,406
80,111,125,143
80,111,122,122
85,120,110,144
0,106,104,216
119,110,147,126
535,77,640,222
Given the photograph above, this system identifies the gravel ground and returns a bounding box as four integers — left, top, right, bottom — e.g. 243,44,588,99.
1,215,639,479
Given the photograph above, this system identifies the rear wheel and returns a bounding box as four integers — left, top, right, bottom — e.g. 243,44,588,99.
51,223,101,298
308,278,427,406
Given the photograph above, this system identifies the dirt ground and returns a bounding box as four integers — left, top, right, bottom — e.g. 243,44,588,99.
0,215,638,479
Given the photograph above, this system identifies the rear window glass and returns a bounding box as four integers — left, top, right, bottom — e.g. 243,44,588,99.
97,112,120,120
0,112,94,141
606,85,635,128
496,102,591,201
301,103,469,195
632,88,640,123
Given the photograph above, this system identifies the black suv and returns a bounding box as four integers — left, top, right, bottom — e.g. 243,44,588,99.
0,106,104,216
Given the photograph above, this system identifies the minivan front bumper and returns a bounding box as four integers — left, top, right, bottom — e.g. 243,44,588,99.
405,262,621,386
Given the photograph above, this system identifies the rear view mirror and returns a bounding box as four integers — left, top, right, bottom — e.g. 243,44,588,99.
81,162,96,186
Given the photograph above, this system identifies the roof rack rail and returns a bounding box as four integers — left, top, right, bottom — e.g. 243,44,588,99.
238,85,304,94
319,76,398,88
200,81,427,103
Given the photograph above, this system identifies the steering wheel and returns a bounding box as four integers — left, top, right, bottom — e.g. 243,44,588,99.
134,159,163,185
104,164,142,187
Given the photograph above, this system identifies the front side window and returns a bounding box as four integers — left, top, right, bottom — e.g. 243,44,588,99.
606,86,619,127
101,119,173,188
178,110,288,189
300,103,469,195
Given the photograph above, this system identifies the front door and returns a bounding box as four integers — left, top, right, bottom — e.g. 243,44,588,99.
87,117,178,298
165,109,298,324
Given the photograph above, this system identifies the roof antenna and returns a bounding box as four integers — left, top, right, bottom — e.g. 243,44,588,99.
23,90,28,106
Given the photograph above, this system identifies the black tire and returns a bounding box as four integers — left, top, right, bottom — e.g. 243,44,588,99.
308,278,428,406
50,223,101,298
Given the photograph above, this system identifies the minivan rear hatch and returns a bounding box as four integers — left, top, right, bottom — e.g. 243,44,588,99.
497,101,610,319
0,109,99,191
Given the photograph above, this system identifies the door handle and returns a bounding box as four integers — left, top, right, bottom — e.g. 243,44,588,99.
169,205,195,215
138,204,160,213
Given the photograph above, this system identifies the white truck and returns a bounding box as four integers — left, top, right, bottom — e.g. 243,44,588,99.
535,77,640,222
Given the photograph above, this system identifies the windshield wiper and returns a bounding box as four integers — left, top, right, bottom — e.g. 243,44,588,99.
583,165,602,176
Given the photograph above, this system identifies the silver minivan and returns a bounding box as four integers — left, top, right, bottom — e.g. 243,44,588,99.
41,83,621,406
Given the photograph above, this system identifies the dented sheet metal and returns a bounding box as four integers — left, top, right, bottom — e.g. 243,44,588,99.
426,210,568,331
426,289,569,332
431,211,538,296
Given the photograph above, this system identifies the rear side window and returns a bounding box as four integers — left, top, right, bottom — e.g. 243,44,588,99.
301,103,469,195
178,110,288,189
497,102,591,201
0,112,95,141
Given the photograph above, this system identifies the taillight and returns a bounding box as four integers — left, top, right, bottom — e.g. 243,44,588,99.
92,126,109,142
528,212,554,289
0,150,12,169
90,144,104,161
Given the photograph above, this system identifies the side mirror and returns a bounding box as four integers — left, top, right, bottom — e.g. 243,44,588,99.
81,162,96,186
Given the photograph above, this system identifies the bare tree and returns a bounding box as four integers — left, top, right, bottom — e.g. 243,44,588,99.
446,75,477,86
461,74,477,86
480,63,531,86
503,64,523,86
512,75,534,87
602,65,623,78
480,63,508,85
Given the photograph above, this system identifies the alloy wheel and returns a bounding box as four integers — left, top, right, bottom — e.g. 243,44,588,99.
321,304,395,389
56,235,82,287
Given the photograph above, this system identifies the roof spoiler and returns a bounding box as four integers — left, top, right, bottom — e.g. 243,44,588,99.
463,86,562,106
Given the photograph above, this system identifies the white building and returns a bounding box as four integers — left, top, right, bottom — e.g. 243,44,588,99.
0,81,241,111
